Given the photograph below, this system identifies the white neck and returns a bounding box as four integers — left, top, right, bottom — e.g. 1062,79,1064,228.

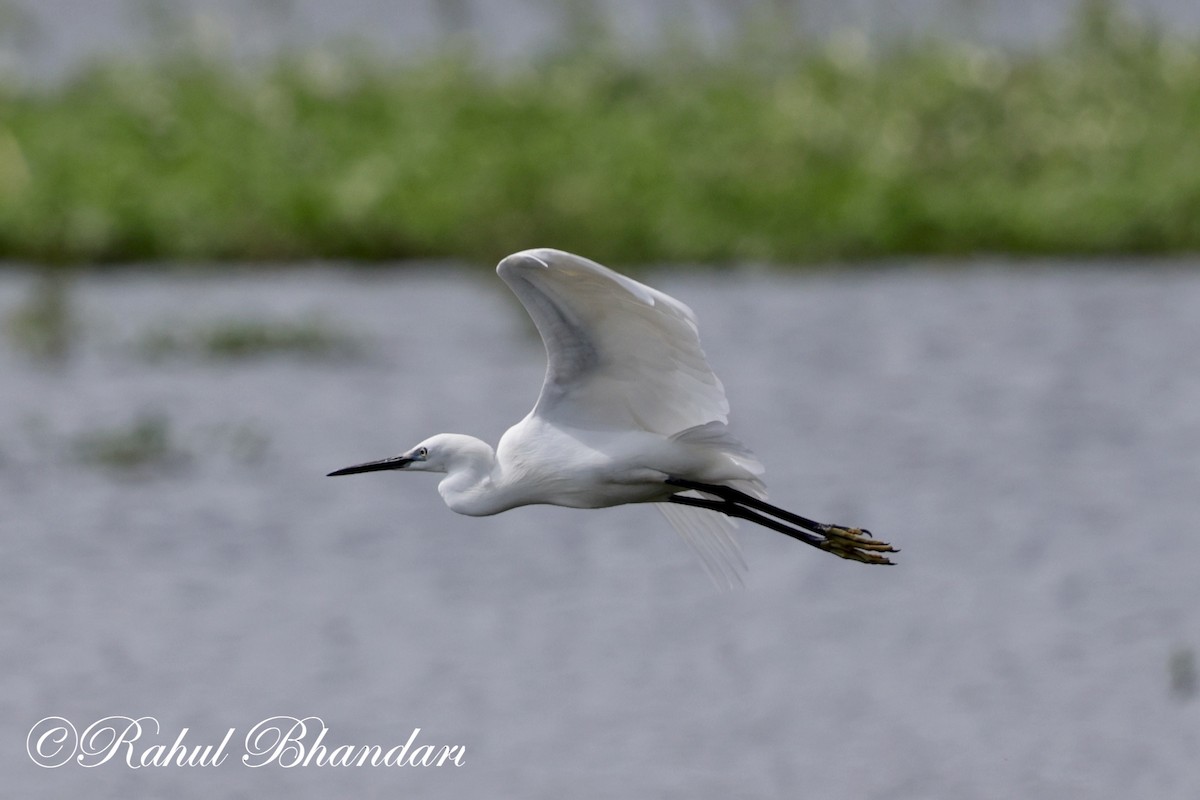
435,436,503,516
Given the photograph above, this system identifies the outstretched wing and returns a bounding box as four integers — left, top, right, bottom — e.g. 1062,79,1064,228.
497,248,730,435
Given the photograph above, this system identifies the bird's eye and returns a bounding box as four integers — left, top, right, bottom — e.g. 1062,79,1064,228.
417,447,428,459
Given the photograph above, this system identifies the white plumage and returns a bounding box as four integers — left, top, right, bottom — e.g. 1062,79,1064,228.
329,248,894,585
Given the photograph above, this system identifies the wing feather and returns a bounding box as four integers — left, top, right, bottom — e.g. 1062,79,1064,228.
656,501,747,589
497,249,730,435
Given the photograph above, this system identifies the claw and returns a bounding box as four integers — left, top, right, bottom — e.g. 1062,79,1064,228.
818,524,898,565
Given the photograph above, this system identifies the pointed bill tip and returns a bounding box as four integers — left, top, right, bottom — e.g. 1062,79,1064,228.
326,455,411,477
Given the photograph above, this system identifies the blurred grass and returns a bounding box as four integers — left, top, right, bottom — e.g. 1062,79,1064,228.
71,411,187,472
1,2,1198,266
4,270,76,359
138,316,361,360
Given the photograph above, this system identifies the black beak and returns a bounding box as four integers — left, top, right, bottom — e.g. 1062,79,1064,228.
327,455,412,477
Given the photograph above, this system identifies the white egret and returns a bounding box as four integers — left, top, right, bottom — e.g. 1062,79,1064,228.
329,249,894,583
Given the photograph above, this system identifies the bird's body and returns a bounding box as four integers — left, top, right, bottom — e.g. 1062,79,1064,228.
433,420,759,516
329,248,894,582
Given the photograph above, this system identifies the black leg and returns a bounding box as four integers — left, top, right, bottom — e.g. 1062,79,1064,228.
667,494,827,549
666,478,834,533
666,478,896,565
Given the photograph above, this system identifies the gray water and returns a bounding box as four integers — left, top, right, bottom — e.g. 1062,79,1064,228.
4,261,1200,797
6,0,1200,82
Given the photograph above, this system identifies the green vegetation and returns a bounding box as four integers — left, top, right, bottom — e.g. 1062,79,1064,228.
4,270,76,360
66,413,270,475
71,412,187,472
1,3,1198,266
138,317,360,360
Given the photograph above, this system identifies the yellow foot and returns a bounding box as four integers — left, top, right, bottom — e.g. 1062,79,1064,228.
817,525,898,565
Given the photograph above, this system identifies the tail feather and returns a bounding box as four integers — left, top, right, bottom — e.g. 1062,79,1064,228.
669,421,767,500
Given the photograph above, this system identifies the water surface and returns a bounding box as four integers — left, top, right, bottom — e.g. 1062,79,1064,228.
3,261,1199,797
8,0,1200,82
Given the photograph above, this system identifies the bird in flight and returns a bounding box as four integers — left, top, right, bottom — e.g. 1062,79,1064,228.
328,249,895,584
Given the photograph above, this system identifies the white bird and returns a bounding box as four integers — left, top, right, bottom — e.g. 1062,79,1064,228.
329,248,894,584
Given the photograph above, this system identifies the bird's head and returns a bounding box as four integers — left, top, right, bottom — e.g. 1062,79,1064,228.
326,433,491,477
